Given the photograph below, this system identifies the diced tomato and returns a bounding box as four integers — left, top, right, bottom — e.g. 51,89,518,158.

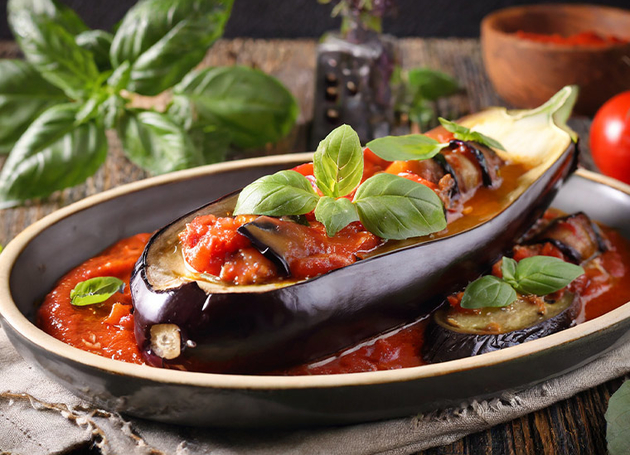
396,172,438,190
292,162,314,177
103,302,133,329
424,126,454,143
363,147,390,169
179,215,253,276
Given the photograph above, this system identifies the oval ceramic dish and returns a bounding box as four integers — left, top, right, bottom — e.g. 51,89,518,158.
1,155,629,428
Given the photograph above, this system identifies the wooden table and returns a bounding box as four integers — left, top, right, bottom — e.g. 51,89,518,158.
0,38,621,454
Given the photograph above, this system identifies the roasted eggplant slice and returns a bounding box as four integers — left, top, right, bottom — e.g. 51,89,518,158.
131,87,579,373
423,292,580,363
528,212,609,263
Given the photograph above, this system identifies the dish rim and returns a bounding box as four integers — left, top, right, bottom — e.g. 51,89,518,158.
0,156,629,391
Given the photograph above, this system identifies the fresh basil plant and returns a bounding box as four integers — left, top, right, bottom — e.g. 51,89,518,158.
0,0,299,208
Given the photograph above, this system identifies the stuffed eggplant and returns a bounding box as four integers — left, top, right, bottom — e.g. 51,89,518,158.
423,211,607,363
131,87,579,373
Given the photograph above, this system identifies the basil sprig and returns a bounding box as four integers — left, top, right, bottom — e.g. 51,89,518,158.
438,118,506,151
460,256,585,309
365,119,505,163
234,124,447,239
70,276,125,307
0,0,298,208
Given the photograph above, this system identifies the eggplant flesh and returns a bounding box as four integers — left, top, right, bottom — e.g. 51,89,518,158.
131,91,579,373
423,292,580,363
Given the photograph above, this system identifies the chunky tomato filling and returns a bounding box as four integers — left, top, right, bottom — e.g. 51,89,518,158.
178,213,381,284
177,147,467,285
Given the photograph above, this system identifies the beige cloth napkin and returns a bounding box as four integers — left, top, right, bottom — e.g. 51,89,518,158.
1,326,628,455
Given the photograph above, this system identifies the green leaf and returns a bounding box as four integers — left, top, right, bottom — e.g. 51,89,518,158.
70,276,125,306
233,170,319,216
353,173,446,240
8,6,100,99
439,118,506,151
313,124,363,198
110,0,234,95
8,0,88,36
512,256,585,296
117,110,204,174
460,275,518,309
407,68,459,101
314,196,360,237
0,60,68,155
606,380,630,455
0,103,107,207
75,30,114,72
187,125,231,165
501,257,518,287
366,134,448,162
172,66,298,148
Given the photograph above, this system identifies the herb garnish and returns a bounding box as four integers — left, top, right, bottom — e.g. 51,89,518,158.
0,0,298,208
460,256,585,309
366,117,505,162
234,124,447,239
70,277,125,307
606,380,630,455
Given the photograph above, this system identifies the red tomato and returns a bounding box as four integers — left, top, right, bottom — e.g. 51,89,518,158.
590,92,630,185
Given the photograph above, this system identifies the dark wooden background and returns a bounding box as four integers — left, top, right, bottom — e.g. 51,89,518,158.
0,0,629,40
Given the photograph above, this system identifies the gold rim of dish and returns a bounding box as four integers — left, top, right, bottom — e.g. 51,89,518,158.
0,156,629,390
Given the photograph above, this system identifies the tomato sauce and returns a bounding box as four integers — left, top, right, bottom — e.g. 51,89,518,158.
515,30,629,46
37,233,151,365
37,221,630,375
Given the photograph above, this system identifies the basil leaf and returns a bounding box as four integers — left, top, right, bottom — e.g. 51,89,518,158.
187,125,231,165
110,0,234,96
366,134,448,162
353,173,446,240
314,196,360,237
460,275,518,309
438,118,506,151
314,124,363,198
75,30,114,72
501,257,518,287
8,0,88,36
512,256,585,296
107,61,132,93
407,68,459,101
117,110,204,174
606,380,630,455
233,170,319,216
8,5,100,99
0,60,67,155
70,276,125,307
0,103,107,207
172,66,298,149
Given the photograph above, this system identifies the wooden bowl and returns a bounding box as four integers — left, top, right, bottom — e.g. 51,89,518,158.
481,4,630,115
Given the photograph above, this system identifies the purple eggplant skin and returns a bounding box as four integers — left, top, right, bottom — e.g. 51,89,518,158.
422,293,581,364
131,142,578,374
527,212,609,264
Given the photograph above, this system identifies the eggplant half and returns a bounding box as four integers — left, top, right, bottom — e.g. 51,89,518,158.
131,87,580,373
